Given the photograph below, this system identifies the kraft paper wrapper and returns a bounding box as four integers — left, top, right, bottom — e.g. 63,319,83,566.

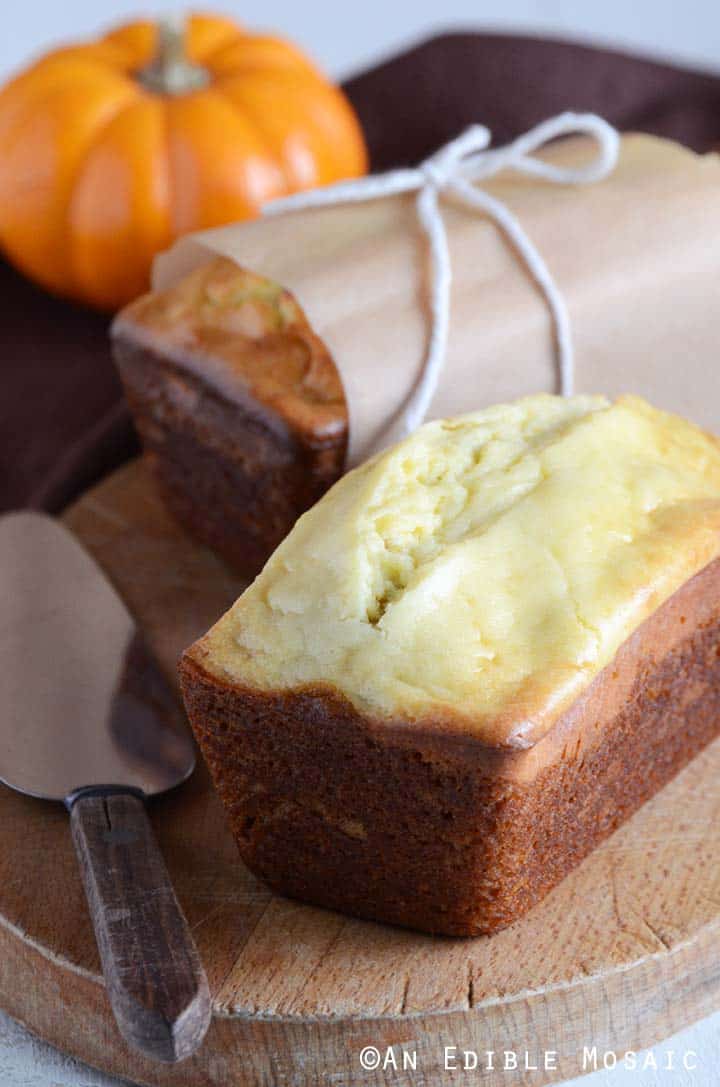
154,134,720,466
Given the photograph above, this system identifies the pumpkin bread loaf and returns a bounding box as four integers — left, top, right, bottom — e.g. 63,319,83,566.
112,257,346,575
180,394,720,935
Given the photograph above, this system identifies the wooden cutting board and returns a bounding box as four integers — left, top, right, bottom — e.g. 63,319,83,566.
0,459,719,1087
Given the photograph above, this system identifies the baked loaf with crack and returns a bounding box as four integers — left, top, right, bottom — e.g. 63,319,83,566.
111,257,346,576
180,394,720,935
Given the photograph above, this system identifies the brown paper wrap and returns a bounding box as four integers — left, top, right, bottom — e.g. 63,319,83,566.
153,134,720,465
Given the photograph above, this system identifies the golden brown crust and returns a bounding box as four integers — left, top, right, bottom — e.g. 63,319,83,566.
180,558,720,935
114,257,347,445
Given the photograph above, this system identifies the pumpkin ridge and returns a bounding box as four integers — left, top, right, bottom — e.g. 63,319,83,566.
217,71,367,184
188,23,245,66
184,13,243,63
36,43,139,75
214,86,295,192
0,75,140,295
69,97,172,307
0,58,138,151
62,92,144,295
207,35,323,81
197,38,249,74
165,85,287,229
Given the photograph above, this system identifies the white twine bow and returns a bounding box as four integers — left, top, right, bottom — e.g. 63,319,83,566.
264,112,620,445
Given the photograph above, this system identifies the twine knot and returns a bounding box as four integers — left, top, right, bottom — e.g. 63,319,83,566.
265,112,620,448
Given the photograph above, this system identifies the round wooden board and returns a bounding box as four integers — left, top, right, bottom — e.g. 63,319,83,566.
1,459,719,1087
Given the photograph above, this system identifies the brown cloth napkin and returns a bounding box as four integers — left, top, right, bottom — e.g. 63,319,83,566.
3,32,720,514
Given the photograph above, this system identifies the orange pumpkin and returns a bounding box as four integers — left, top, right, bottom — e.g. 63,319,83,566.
0,14,367,310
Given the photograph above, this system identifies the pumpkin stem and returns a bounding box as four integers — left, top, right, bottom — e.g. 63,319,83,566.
137,15,210,95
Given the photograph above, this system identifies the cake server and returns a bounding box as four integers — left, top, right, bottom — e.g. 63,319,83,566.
0,511,210,1063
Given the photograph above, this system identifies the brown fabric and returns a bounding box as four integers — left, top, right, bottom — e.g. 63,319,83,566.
344,32,720,170
3,31,720,513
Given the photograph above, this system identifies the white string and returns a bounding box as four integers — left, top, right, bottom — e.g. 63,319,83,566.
264,111,620,442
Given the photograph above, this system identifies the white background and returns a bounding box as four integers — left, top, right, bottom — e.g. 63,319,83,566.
3,1,720,1084
3,0,720,83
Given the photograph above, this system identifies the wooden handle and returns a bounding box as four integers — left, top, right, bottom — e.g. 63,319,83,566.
70,792,211,1063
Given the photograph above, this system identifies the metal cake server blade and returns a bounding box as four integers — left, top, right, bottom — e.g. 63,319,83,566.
0,511,210,1063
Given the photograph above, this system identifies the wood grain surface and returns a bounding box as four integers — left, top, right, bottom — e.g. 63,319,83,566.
0,459,717,1086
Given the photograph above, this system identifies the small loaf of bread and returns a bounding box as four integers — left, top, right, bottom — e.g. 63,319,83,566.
111,257,346,576
180,394,720,935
